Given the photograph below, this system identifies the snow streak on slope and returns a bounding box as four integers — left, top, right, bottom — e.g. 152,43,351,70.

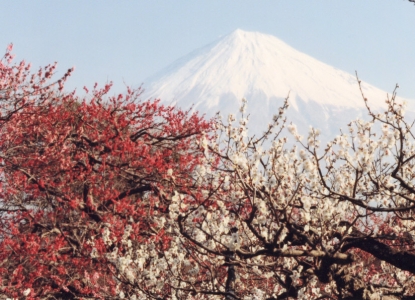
142,29,411,140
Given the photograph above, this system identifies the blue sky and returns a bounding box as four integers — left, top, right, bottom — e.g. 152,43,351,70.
2,1,415,99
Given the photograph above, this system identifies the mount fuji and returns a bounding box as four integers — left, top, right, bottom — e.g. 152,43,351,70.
142,29,411,140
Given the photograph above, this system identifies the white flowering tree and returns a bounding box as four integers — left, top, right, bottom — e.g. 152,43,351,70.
187,89,415,299
100,87,415,299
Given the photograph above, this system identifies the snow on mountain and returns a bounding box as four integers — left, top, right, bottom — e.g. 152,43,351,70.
142,29,411,141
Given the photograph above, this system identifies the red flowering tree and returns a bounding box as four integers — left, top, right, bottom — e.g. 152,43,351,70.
0,46,212,299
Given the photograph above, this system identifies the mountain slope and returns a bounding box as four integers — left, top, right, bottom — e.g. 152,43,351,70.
142,29,410,139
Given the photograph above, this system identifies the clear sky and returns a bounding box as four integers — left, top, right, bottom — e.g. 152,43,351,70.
2,1,415,99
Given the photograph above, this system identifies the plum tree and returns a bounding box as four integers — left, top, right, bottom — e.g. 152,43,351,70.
195,91,415,299
2,46,415,300
0,46,211,299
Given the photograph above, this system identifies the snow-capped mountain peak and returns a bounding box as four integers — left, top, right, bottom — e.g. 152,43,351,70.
142,29,409,139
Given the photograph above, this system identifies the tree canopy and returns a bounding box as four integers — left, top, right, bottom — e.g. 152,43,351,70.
1,46,415,299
